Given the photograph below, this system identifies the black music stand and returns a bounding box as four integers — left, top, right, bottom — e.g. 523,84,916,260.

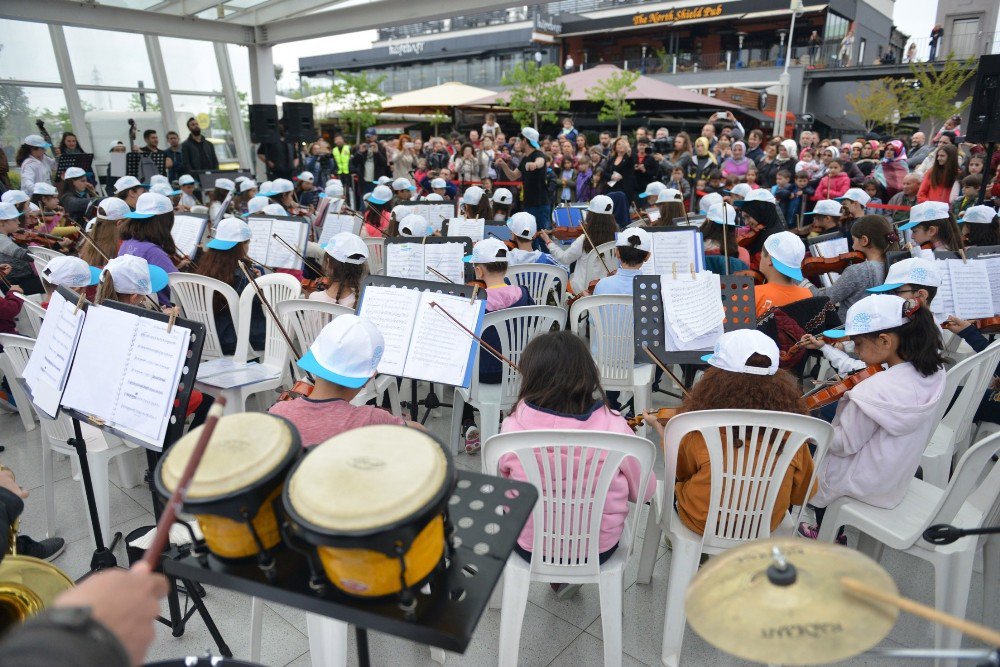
126,151,167,179
55,153,94,181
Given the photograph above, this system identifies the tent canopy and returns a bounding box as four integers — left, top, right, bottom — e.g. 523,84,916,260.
466,64,741,110
382,82,500,113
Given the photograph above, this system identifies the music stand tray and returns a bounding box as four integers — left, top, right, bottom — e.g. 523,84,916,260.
56,153,94,180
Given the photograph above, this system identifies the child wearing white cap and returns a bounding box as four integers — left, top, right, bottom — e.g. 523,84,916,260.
233,179,258,214
28,185,78,243
114,176,147,209
735,190,785,267
491,188,513,222
539,195,619,294
834,186,871,221
39,256,102,303
802,199,847,238
697,192,723,216
59,166,98,224
78,198,130,271
397,214,434,238
957,204,999,247
177,175,199,210
0,203,45,294
118,192,184,305
16,134,56,195
797,294,946,541
699,202,751,271
95,255,170,305
208,179,235,222
309,233,369,308
361,185,393,238
592,228,651,296
652,188,686,227
506,212,564,268
295,172,320,209
755,231,811,317
643,329,815,536
459,185,490,221
898,201,963,253
390,177,416,203
268,316,421,447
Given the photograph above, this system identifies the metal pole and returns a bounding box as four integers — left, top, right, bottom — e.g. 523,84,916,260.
145,35,177,136
215,42,254,170
774,1,800,138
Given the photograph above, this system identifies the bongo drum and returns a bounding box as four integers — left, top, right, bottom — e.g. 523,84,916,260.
155,413,299,561
282,425,455,598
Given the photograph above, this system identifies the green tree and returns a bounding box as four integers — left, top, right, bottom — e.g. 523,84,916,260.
585,69,640,135
127,92,162,112
0,82,32,145
211,91,249,135
426,110,450,136
498,62,569,127
328,71,387,143
845,78,906,133
900,56,977,135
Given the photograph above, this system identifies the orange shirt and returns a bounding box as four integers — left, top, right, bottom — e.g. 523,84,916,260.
674,431,815,535
754,282,812,317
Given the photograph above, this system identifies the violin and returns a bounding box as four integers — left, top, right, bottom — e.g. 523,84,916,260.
11,229,64,250
300,277,332,295
801,251,865,278
626,407,678,431
278,379,314,402
972,317,1000,334
804,365,883,410
737,227,761,249
551,226,584,241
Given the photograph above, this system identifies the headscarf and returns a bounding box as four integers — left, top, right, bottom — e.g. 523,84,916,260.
824,146,840,160
883,139,907,163
721,141,750,177
780,139,798,161
695,136,717,165
874,139,909,198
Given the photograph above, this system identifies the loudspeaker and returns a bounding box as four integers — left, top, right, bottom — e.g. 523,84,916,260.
249,104,279,143
282,102,315,143
965,54,1000,143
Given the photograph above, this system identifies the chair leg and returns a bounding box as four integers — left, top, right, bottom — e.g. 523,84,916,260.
429,647,447,664
115,449,142,489
636,505,661,585
598,568,625,667
384,379,401,417
479,404,502,445
249,596,264,663
306,612,349,667
660,538,702,667
497,561,531,667
42,440,55,539
449,392,466,457
856,533,885,563
983,535,999,629
932,549,976,666
488,573,503,610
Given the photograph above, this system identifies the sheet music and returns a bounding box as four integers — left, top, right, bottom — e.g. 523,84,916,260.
981,257,1000,315
424,204,456,232
447,218,485,241
660,272,725,343
22,292,86,418
109,152,126,178
196,360,281,389
932,260,954,320
358,286,421,377
319,213,359,246
171,215,207,259
403,292,481,387
945,259,993,319
247,218,273,267
385,243,426,281
642,229,704,276
424,242,466,284
270,218,306,269
811,237,850,258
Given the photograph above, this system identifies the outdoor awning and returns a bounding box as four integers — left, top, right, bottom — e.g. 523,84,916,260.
381,82,501,113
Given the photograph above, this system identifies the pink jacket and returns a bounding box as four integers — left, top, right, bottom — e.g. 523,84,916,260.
498,401,656,553
812,172,851,201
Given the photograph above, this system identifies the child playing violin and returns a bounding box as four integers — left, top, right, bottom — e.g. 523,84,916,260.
734,190,784,269
801,199,848,240
593,227,650,296
798,294,946,542
754,231,811,317
942,314,1000,427
309,232,369,308
491,188,513,222
361,185,393,238
540,195,618,295
459,185,491,221
645,329,815,536
38,256,101,306
957,204,1000,247
898,201,964,253
295,172,320,209
506,212,564,268
0,202,45,295
700,202,751,273
651,188,686,228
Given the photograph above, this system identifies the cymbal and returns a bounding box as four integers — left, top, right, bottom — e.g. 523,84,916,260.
685,538,898,665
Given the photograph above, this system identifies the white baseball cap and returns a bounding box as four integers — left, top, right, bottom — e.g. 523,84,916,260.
638,181,667,200
616,227,652,252
258,180,273,195
263,178,294,196
698,192,724,215
324,232,369,265
867,257,941,293
725,183,753,199
42,256,101,287
32,183,58,196
178,174,197,186
734,188,776,206
296,315,384,389
150,175,170,188
108,140,125,151
391,177,416,192
521,127,540,149
97,197,132,221
1,190,29,205
101,255,169,295
245,195,269,216
263,203,288,216
424,193,444,202
461,185,485,207
151,182,181,197
64,167,87,180
235,176,249,186
374,176,393,186
214,178,236,193
114,175,145,194
27,203,40,214
836,188,871,206
296,171,315,183
124,192,173,219
492,188,513,206
369,184,393,205
898,201,951,231
654,188,684,205
805,199,843,217
324,180,344,198
464,237,510,264
507,211,537,239
700,329,780,376
430,178,447,190
824,294,912,339
763,230,806,281
239,179,258,194
398,214,433,237
588,194,614,215
206,217,251,250
0,202,24,220
23,134,50,149
706,202,738,226
957,204,997,224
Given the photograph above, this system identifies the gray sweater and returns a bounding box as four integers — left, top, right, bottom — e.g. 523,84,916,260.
810,260,885,322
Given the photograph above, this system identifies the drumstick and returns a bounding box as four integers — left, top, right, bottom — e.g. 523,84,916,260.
139,398,226,568
841,577,1000,647
428,301,519,373
641,342,691,399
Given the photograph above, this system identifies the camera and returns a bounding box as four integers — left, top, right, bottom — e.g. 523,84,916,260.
651,138,671,154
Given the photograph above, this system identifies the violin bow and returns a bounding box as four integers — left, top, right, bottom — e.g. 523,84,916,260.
270,233,325,276
577,217,613,276
641,342,691,399
428,301,518,373
237,260,306,365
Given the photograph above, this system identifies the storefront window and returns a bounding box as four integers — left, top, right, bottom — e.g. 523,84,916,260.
824,12,849,43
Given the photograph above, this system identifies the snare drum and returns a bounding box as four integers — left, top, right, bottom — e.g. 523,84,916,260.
155,413,300,560
282,425,455,598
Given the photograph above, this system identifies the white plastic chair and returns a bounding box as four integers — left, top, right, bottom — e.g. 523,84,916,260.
569,295,653,436
506,264,569,308
13,293,45,340
922,341,1000,487
168,273,241,362
449,306,565,455
0,334,140,542
0,326,39,431
483,429,656,667
364,237,385,275
635,409,834,666
567,240,619,298
818,432,1000,661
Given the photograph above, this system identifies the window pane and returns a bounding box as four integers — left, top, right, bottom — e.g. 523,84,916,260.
64,27,153,88
159,37,222,92
0,85,69,154
0,20,61,83
171,94,219,137
227,44,251,93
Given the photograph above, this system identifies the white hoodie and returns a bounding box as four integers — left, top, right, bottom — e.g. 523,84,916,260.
812,361,946,509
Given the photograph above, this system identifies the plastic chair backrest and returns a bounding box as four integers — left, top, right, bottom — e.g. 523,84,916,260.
662,410,834,548
935,341,1000,445
0,334,72,442
585,240,620,279
469,306,564,406
506,264,569,307
483,429,655,576
276,299,353,353
28,249,63,275
364,237,385,275
928,432,1000,531
569,294,636,385
168,274,240,361
235,273,301,370
13,294,45,339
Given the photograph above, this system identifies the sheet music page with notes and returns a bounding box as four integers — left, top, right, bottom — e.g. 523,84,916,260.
811,237,851,258
932,259,954,320
981,257,1000,315
423,242,466,284
945,259,993,319
403,292,482,387
642,229,704,276
171,215,207,259
247,218,273,267
385,243,426,281
319,213,359,246
23,291,86,418
447,218,485,241
269,218,307,269
660,272,725,348
425,204,456,233
357,285,421,377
